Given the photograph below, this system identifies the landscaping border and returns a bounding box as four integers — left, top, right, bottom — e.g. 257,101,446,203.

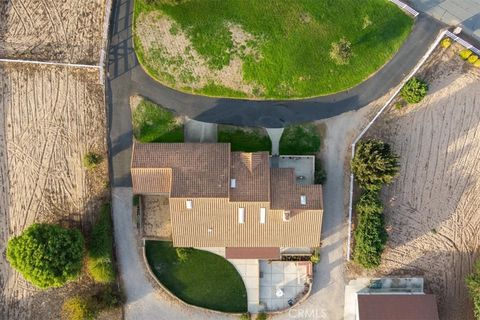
140,240,244,316
345,29,480,261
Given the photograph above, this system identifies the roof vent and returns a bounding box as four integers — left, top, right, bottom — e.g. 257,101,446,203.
300,195,307,205
260,208,266,224
186,200,193,209
283,210,291,222
230,178,236,188
238,207,245,224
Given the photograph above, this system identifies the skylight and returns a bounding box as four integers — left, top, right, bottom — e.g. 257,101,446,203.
300,195,307,205
186,200,193,209
230,178,236,188
238,207,245,224
260,208,266,224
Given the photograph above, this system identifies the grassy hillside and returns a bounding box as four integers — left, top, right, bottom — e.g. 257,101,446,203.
134,0,412,99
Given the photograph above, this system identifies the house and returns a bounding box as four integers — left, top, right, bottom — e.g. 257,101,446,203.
131,142,323,252
131,142,323,312
344,278,439,320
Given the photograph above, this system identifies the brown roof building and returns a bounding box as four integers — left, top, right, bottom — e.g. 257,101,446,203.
357,294,439,320
131,142,323,248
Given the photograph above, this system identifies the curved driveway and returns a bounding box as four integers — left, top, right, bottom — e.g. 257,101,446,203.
108,0,443,128
107,0,443,319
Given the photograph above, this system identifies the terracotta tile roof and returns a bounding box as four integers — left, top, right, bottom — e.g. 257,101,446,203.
131,168,171,194
131,143,230,198
230,152,270,202
170,198,322,247
357,294,439,320
131,142,324,248
270,168,323,210
225,247,280,259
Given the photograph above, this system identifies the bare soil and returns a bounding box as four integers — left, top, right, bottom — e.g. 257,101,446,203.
366,45,480,320
136,12,263,95
0,63,110,319
0,0,107,64
142,195,172,239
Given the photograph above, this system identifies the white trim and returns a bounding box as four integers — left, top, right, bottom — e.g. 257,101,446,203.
389,0,419,17
0,58,101,69
346,29,449,261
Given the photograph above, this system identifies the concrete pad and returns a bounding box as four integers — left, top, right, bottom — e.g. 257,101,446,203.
184,119,217,143
277,155,315,185
266,128,284,156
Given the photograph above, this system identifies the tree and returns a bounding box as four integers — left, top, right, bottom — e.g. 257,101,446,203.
330,37,353,65
7,223,84,289
351,139,399,191
466,260,480,319
353,192,387,269
83,151,102,170
400,77,428,104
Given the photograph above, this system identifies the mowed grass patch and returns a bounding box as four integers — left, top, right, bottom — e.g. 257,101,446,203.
218,125,271,152
145,241,247,312
132,98,184,143
134,0,412,99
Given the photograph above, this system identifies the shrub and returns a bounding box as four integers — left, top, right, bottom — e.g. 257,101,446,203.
353,192,387,269
133,195,140,206
176,247,192,262
440,37,452,48
240,313,251,320
330,37,353,65
83,152,102,169
62,297,95,320
314,158,327,184
7,224,84,289
256,312,268,320
400,77,428,104
460,49,473,60
466,260,480,319
475,60,480,68
310,249,321,264
87,204,115,284
468,54,479,64
93,286,124,310
351,139,399,192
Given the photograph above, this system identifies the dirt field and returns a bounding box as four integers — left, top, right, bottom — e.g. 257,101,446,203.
366,46,480,319
0,0,107,64
0,63,109,319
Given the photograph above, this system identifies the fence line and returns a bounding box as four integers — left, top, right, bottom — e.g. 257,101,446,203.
445,31,480,56
99,0,113,84
0,58,101,69
389,0,420,17
346,28,480,260
345,29,448,261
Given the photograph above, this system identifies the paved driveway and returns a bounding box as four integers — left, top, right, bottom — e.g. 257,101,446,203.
409,0,480,40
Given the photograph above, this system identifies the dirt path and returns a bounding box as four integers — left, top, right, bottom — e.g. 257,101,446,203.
368,48,480,320
0,0,107,64
0,63,108,319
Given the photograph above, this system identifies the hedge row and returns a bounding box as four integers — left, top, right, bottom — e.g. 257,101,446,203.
352,139,399,269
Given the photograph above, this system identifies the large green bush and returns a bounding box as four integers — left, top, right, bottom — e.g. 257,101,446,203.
83,152,102,170
400,77,428,104
352,139,399,191
87,204,115,284
7,224,84,289
466,260,480,319
353,192,387,269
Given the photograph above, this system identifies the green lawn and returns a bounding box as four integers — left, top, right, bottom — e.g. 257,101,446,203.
145,241,247,312
134,0,412,99
279,124,321,155
132,98,184,142
218,126,271,152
